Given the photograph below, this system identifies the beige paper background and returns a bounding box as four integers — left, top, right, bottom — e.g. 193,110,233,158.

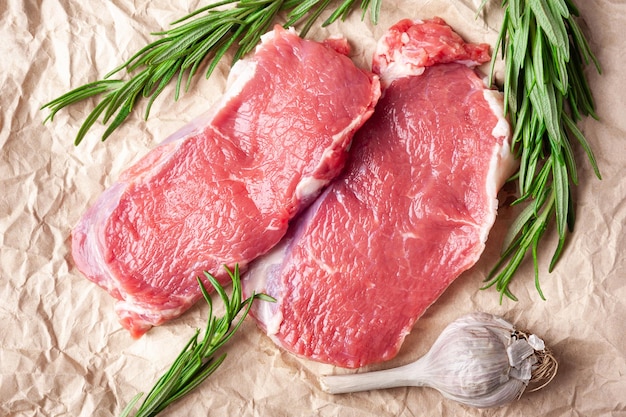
1,0,624,416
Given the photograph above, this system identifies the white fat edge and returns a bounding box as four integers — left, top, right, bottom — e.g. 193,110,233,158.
114,297,189,326
257,25,298,48
294,131,351,201
483,89,512,142
375,38,426,87
479,88,518,244
296,176,328,201
78,183,130,298
295,76,380,200
229,25,293,87
374,20,426,87
242,240,291,336
225,58,257,91
205,27,292,126
380,59,484,87
457,59,483,68
379,64,425,88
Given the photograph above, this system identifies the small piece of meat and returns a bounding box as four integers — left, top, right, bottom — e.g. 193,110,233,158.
71,25,380,338
242,18,516,368
372,17,491,86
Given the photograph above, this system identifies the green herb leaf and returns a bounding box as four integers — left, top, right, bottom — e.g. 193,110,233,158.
119,265,274,417
485,0,601,300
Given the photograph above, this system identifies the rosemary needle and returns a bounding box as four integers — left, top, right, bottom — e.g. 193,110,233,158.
118,265,273,417
482,0,601,300
41,0,382,145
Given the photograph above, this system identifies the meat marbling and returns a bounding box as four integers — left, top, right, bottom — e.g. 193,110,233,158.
71,25,381,338
242,18,517,368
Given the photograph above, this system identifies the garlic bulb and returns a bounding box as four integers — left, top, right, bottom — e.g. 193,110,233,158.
320,312,557,408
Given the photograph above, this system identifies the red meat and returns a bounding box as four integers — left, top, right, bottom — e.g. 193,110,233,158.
71,26,380,338
243,18,516,368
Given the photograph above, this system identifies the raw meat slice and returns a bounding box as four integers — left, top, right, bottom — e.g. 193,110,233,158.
242,18,516,368
71,25,381,338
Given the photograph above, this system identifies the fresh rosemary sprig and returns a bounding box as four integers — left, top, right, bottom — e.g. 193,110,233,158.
482,0,601,300
41,0,382,145
118,265,273,417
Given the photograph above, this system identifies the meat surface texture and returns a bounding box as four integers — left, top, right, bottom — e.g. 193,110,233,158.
71,25,380,338
243,18,516,368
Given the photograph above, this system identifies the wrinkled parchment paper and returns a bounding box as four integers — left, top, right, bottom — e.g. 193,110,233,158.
1,0,625,416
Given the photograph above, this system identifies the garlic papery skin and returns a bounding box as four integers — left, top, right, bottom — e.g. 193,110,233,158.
320,312,557,408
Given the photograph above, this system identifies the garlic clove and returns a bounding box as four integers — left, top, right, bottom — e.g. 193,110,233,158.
320,312,558,408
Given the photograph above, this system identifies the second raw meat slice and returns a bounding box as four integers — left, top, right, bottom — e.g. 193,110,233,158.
243,18,516,368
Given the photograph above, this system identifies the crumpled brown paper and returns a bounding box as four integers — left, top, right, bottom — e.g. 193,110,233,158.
1,0,624,416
